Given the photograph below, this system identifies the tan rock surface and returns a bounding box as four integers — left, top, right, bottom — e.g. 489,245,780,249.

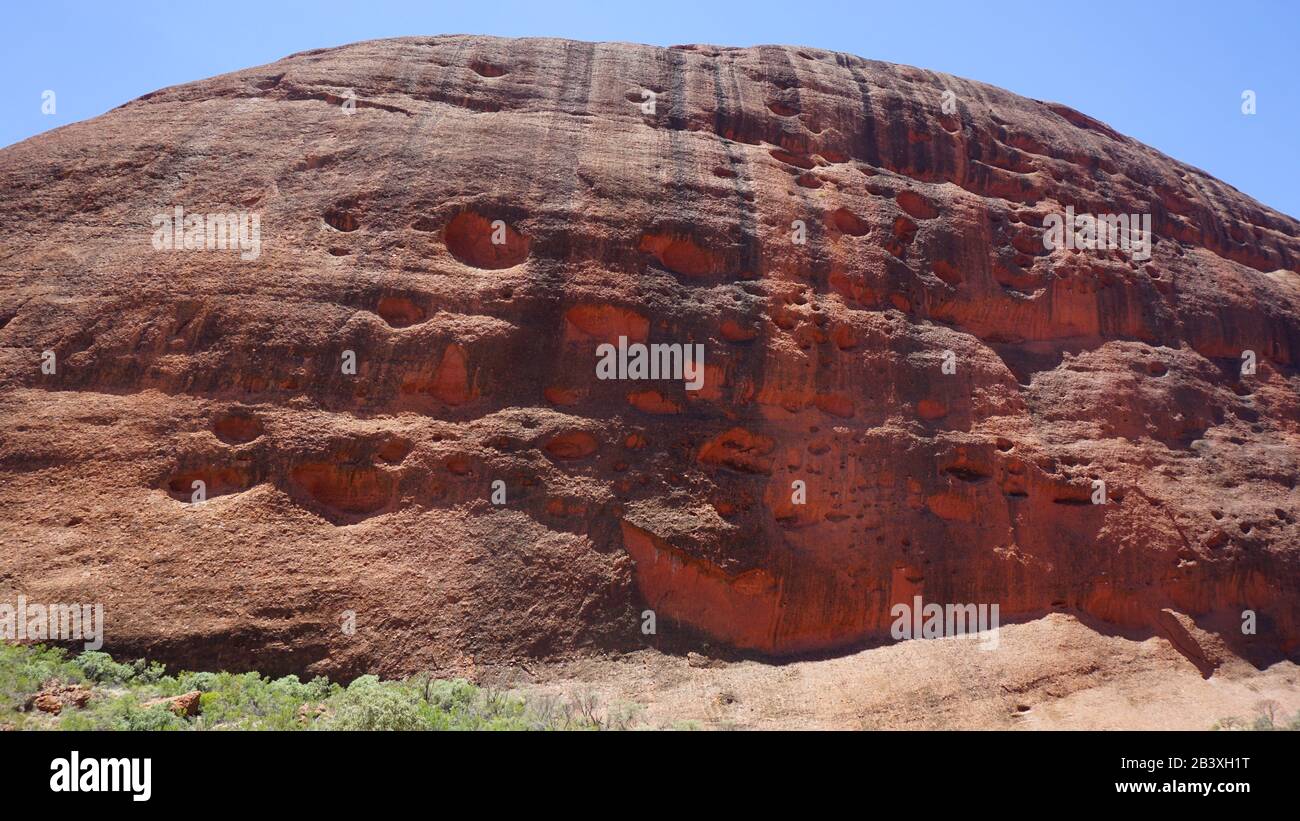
513,614,1300,730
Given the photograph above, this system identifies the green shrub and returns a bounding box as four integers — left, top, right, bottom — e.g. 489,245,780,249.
421,677,479,713
73,651,137,685
59,694,189,731
196,672,336,730
0,644,82,711
176,671,221,693
1214,701,1300,731
324,675,433,731
129,658,168,684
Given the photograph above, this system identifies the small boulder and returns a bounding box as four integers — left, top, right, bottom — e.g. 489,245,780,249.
32,693,64,715
143,690,202,717
26,681,92,715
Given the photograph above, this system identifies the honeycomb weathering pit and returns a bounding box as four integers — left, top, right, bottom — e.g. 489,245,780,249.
443,211,529,269
0,34,1297,690
212,411,264,444
638,231,733,278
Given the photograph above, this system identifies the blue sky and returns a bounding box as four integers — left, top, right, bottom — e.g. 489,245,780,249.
6,0,1298,217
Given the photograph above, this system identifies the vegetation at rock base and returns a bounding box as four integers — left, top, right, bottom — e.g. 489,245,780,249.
1213,699,1300,731
0,643,647,731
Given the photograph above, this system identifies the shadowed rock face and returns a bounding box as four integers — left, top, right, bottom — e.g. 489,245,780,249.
0,35,1297,678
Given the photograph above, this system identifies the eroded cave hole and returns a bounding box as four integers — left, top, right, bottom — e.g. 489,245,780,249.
375,437,413,464
544,431,599,460
829,207,870,237
638,231,732,278
290,461,394,519
896,190,940,220
323,208,360,232
375,295,427,328
444,212,529,269
165,466,255,501
470,60,508,77
212,411,264,445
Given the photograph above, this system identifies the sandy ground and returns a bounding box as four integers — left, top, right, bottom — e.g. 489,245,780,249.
495,614,1300,730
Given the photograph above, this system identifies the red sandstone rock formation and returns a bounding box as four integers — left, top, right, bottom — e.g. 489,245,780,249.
0,35,1297,678
142,690,202,717
26,681,92,715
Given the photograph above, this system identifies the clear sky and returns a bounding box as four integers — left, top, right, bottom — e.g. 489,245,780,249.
6,0,1298,217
